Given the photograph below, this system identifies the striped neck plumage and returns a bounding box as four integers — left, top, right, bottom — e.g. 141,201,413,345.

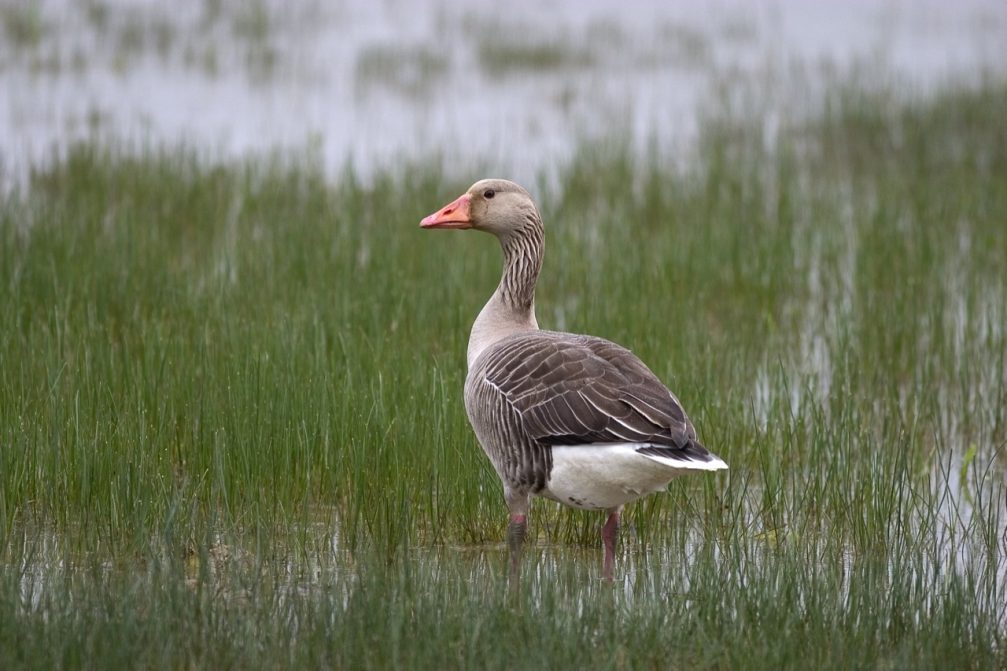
466,216,544,369
498,218,544,313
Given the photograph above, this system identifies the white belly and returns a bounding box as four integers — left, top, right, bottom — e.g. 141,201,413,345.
540,443,728,510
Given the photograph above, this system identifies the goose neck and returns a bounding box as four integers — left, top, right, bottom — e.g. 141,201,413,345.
498,223,544,313
466,223,544,369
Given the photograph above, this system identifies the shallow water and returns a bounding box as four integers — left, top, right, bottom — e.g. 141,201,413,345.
11,451,1004,621
3,0,1006,189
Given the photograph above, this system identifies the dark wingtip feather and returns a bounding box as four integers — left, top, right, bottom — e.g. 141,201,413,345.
636,440,719,463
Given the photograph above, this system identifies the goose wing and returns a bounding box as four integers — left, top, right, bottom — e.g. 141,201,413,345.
481,332,708,458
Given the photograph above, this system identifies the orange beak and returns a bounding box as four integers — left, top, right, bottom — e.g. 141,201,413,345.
420,193,472,229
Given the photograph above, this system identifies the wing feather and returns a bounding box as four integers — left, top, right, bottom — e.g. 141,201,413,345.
479,331,704,452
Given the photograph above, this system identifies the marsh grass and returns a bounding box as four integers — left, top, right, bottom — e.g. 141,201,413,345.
355,44,450,99
1,82,1006,668
2,0,296,79
463,16,596,76
2,6,43,52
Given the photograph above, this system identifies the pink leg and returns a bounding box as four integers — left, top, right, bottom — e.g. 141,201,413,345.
602,509,620,581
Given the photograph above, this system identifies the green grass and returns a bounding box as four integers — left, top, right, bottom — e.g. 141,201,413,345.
465,15,596,76
2,0,293,79
355,44,450,98
1,81,1006,669
1,4,45,50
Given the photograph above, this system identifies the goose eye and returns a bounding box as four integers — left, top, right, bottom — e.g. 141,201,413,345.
483,189,495,199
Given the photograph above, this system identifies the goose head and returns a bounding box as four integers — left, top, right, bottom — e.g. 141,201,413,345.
420,179,541,239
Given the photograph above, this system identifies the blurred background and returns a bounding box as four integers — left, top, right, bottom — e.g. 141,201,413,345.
3,0,1005,189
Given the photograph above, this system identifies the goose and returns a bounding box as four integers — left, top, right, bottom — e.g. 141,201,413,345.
420,179,727,578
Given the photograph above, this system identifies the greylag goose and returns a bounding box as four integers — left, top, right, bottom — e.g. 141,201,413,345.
420,179,727,578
